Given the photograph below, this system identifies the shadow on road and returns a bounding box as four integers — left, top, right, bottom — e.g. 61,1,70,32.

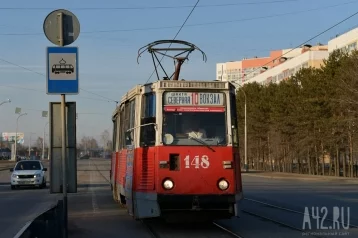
77,183,110,188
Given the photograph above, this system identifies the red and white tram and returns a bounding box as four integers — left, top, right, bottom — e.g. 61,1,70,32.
110,40,243,221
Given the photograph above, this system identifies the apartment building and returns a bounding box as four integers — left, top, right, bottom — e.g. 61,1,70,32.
243,44,329,85
328,27,358,54
216,48,302,85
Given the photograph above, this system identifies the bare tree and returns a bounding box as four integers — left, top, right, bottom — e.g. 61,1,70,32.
101,130,110,151
35,137,43,152
79,136,99,152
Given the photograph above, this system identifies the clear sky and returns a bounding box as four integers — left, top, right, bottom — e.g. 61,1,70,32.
0,0,357,146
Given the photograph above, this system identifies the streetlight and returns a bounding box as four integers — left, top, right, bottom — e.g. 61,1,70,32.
240,89,248,172
28,132,36,158
14,112,27,161
231,81,248,172
0,98,11,106
43,122,49,160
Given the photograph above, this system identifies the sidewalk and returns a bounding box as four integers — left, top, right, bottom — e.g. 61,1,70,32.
67,186,153,238
242,170,358,183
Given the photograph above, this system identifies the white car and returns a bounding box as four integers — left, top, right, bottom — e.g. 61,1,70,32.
10,160,47,189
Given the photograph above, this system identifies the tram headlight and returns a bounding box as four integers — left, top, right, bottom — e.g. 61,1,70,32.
162,179,174,190
218,179,229,190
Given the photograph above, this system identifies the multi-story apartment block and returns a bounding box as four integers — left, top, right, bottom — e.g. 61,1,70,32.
216,48,302,85
328,27,358,54
217,26,358,86
243,44,328,85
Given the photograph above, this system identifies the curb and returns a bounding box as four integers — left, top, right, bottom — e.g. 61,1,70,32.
242,173,358,184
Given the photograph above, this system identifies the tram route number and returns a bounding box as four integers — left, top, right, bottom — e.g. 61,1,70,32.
184,155,210,169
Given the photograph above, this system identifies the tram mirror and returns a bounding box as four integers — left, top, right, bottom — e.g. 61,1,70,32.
125,131,133,145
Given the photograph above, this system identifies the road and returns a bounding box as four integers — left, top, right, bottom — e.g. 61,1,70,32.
0,160,60,238
233,172,358,237
2,159,357,237
68,158,153,238
68,159,358,238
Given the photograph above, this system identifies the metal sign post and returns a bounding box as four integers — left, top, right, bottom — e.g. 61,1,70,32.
43,8,80,238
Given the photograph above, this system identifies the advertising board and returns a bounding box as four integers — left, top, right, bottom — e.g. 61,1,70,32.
1,132,25,144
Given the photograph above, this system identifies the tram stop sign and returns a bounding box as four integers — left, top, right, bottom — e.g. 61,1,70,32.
43,9,80,46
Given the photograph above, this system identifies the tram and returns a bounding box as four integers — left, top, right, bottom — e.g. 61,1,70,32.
110,40,243,221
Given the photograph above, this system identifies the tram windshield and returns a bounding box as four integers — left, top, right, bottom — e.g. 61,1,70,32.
163,112,227,145
162,111,227,146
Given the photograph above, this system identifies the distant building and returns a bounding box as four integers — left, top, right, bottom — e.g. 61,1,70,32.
243,44,329,85
217,26,358,86
216,48,302,85
328,27,358,54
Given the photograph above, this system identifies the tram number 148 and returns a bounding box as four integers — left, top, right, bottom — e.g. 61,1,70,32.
184,155,210,169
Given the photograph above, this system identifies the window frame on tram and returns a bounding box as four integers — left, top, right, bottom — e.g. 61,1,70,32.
112,114,118,151
140,92,156,147
119,99,136,149
161,91,229,146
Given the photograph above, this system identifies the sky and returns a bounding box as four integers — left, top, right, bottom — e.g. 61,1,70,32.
0,0,358,146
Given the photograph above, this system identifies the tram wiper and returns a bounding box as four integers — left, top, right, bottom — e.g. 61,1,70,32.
189,136,215,152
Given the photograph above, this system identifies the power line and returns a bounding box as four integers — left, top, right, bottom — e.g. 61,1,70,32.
0,1,354,36
14,106,105,115
0,0,308,10
239,9,358,83
0,57,117,103
0,84,111,102
144,0,200,84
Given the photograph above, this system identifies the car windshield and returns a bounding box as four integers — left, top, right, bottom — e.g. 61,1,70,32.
15,161,41,170
162,111,227,146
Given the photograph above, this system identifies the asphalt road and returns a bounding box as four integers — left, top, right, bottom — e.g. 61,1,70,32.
69,159,358,238
0,160,60,238
69,159,319,238
4,159,357,238
68,158,153,238
239,173,358,237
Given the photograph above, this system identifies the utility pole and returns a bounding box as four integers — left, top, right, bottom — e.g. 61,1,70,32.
14,113,27,161
42,122,49,160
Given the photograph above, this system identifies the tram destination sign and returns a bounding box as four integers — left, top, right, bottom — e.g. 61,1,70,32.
164,92,224,106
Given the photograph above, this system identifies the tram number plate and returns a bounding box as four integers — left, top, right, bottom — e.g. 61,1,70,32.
184,155,210,169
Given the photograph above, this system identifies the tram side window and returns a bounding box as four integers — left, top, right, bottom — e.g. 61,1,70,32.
230,92,239,147
112,116,117,151
121,100,136,147
129,99,136,144
119,107,125,149
140,93,156,146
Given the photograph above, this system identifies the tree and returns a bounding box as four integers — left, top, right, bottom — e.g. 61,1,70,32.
78,136,99,151
35,137,43,152
100,130,111,151
239,49,358,178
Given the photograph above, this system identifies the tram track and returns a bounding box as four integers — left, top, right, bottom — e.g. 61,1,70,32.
244,197,358,229
142,219,244,238
90,158,111,184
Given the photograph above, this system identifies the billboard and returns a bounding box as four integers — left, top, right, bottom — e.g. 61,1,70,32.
1,132,25,144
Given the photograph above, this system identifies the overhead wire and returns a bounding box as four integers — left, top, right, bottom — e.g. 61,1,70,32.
145,0,200,84
0,0,355,101
0,84,111,102
0,1,354,36
12,106,105,115
237,8,358,82
0,0,310,10
0,57,118,103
